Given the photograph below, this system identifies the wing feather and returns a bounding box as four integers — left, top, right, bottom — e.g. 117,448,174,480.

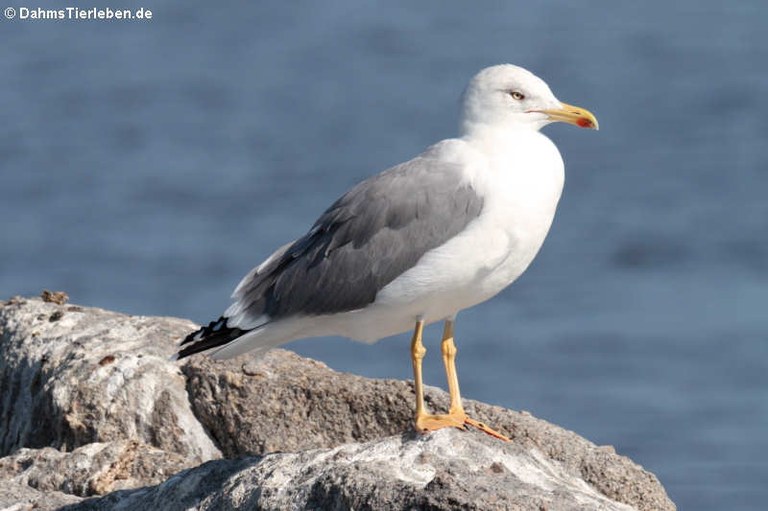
231,156,483,322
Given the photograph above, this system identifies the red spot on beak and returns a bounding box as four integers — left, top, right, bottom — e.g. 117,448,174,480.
576,117,593,128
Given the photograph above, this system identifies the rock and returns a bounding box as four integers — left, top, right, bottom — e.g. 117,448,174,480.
60,458,255,511
0,479,82,511
182,350,415,456
40,290,69,306
0,297,220,462
66,429,642,511
0,297,676,510
0,441,197,497
182,351,674,511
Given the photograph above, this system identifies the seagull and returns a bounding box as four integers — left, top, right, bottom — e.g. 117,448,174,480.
175,64,598,441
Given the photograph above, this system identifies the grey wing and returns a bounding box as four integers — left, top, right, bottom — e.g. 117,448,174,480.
228,155,484,326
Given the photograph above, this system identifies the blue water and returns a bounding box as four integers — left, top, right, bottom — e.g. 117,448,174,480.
2,2,767,509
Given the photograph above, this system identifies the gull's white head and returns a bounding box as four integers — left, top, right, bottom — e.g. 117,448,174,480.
460,64,598,135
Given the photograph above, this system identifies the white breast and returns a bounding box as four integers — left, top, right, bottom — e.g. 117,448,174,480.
467,129,565,298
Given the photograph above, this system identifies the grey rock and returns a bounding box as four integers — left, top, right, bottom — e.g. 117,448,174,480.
0,478,81,511
66,430,638,511
0,297,220,462
61,458,255,511
0,297,675,510
183,350,674,511
0,440,197,497
182,350,415,456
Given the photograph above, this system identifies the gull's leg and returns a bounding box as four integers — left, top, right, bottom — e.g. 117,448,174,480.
410,319,428,422
412,319,463,432
411,319,509,442
440,319,510,442
441,319,463,415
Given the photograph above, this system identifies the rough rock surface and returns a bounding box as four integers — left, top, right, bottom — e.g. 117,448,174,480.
183,351,672,510
68,429,638,511
0,479,81,511
0,297,219,461
0,296,676,511
0,441,196,497
182,351,415,456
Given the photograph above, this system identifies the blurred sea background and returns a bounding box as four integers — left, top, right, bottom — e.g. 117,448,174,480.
2,2,767,509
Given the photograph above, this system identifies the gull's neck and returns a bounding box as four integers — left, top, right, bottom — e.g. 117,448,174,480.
461,121,546,151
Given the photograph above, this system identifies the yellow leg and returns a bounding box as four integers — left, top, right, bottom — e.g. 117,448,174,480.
441,320,463,415
410,319,427,419
410,319,510,442
440,320,510,442
412,319,464,431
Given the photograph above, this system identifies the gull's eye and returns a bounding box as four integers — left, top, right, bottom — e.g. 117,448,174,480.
509,91,525,101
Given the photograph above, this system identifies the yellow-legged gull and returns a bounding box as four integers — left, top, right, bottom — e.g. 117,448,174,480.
175,64,598,441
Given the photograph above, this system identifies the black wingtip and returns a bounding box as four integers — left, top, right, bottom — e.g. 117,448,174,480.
174,316,246,360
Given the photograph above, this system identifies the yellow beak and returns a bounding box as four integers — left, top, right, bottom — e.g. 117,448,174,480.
536,102,599,130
